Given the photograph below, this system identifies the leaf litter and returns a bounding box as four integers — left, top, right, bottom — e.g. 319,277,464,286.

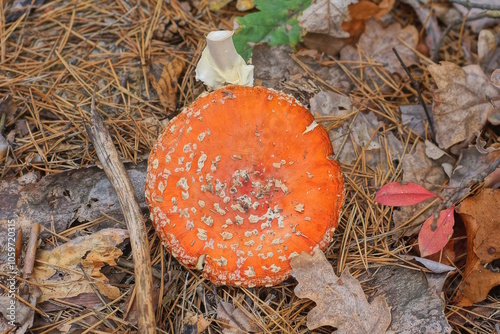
1,0,500,332
291,249,391,333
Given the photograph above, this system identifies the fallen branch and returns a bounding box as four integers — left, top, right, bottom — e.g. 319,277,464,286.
85,95,156,333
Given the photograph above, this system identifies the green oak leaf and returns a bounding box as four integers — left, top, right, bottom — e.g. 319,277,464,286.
234,0,312,61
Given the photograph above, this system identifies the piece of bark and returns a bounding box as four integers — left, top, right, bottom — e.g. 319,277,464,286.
0,160,147,265
86,97,155,333
363,266,452,333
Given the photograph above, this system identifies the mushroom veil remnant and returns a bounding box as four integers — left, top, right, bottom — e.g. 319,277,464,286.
145,85,344,287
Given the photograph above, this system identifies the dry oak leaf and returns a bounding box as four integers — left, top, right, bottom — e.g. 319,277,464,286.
32,228,128,303
428,61,500,150
340,19,418,78
299,0,358,39
291,249,391,333
455,188,500,306
148,56,185,111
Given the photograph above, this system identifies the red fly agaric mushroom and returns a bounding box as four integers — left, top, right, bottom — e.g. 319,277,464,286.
145,85,344,287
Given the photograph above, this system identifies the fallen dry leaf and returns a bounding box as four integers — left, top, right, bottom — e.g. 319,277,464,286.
455,188,500,306
375,181,441,207
310,90,351,118
340,19,419,78
32,228,128,303
445,143,500,201
217,301,261,333
184,311,211,334
363,266,452,333
291,249,391,333
418,206,455,257
148,56,185,112
341,0,395,38
330,111,403,171
299,0,358,38
428,61,500,150
400,104,433,138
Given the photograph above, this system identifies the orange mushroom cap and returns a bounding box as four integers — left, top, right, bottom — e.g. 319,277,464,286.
145,85,344,287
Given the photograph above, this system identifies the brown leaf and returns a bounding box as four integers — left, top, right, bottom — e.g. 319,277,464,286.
291,249,391,333
341,0,395,39
428,62,500,150
32,228,128,303
455,188,500,306
217,301,261,333
148,56,185,112
183,311,210,334
340,19,418,77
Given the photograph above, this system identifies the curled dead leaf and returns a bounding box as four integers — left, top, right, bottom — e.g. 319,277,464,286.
32,228,129,303
148,56,186,112
291,249,391,333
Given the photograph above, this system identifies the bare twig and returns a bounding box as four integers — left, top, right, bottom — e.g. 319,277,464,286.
432,11,500,61
392,48,436,142
85,92,156,333
447,0,500,10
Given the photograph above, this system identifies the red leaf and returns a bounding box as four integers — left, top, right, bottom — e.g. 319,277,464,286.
374,182,441,206
418,207,455,257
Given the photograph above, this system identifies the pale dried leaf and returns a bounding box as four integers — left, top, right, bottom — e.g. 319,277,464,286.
310,90,351,117
32,228,128,303
291,249,391,333
298,0,358,38
400,104,432,137
478,30,496,66
428,61,500,149
425,139,448,160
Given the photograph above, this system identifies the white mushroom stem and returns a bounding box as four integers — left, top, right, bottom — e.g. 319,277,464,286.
206,30,240,72
195,30,254,89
